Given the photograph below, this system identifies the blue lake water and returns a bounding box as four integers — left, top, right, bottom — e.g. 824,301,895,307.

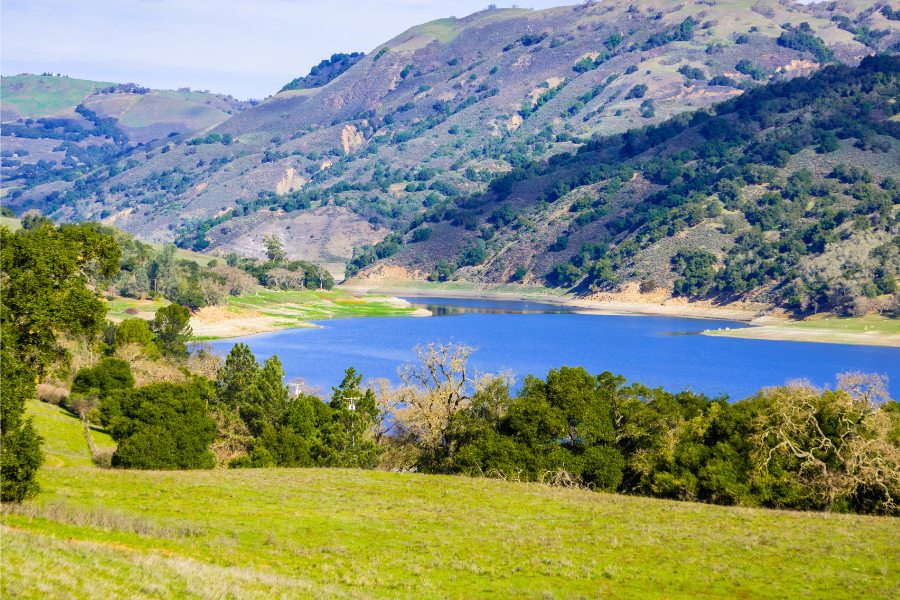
208,297,900,400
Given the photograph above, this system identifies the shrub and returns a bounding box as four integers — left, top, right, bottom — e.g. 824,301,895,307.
625,84,648,100
708,75,736,87
72,358,135,398
105,380,216,470
113,318,154,347
410,227,432,243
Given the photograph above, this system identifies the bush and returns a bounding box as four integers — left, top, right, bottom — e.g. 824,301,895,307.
105,380,216,470
708,75,735,87
410,227,432,243
0,421,43,502
625,84,648,100
72,358,134,398
113,318,154,348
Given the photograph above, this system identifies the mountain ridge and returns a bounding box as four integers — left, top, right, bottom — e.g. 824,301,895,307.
2,0,898,314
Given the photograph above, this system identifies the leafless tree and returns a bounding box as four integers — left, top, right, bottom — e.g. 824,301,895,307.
368,377,403,443
393,343,477,453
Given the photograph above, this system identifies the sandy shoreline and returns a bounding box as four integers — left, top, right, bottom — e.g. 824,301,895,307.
343,284,765,323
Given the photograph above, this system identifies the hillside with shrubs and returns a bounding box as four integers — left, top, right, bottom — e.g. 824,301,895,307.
3,1,897,285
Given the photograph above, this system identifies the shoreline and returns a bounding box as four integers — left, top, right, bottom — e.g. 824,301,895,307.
187,284,899,348
342,284,900,349
342,284,765,323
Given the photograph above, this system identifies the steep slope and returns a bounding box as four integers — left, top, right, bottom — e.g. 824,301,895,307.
359,55,900,316
3,1,898,271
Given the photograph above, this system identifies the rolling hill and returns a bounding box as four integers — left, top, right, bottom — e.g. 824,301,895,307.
1,1,898,312
1,74,250,203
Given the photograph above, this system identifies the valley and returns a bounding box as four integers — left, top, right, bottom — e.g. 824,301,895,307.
3,0,898,323
2,2,900,597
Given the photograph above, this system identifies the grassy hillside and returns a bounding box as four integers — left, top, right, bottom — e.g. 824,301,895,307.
3,399,898,599
1,75,249,203
24,400,115,468
0,74,114,120
8,0,896,268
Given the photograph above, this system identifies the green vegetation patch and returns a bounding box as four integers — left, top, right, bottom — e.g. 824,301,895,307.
25,401,114,468
0,74,114,118
226,289,416,326
3,464,898,598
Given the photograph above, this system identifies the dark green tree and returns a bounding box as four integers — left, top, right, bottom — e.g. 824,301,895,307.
321,368,380,468
105,380,216,469
71,358,134,397
0,221,120,501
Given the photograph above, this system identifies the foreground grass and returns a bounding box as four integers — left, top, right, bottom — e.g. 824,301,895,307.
3,401,899,598
705,314,900,347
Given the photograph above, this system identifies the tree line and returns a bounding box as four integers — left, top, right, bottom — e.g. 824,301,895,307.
2,220,897,517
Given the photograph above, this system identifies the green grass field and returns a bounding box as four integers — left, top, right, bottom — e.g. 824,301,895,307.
103,296,169,323
1,74,114,118
224,289,417,325
3,399,898,598
784,315,900,335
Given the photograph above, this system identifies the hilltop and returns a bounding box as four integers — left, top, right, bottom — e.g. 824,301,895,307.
0,74,250,205
1,1,898,311
2,399,898,598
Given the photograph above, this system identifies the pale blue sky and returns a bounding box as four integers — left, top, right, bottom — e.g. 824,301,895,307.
2,0,570,99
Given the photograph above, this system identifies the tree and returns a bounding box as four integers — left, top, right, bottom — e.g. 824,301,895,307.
150,304,192,357
1,221,120,501
264,234,287,263
320,368,380,468
71,358,134,398
752,374,899,513
671,249,717,297
113,318,154,348
215,343,261,411
105,380,216,470
215,344,290,438
390,343,500,468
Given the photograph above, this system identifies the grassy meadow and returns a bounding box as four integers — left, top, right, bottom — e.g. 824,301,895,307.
3,399,898,599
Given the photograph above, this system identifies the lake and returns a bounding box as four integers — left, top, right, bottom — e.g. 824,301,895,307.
208,297,900,400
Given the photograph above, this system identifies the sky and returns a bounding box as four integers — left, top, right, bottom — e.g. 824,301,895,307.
1,0,570,100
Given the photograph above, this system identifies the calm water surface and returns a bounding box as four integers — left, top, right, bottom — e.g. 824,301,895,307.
208,297,900,400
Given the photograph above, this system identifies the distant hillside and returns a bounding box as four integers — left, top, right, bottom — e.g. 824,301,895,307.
356,55,899,316
2,1,898,305
0,74,250,201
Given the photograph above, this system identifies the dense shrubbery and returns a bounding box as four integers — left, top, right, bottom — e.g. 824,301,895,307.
642,17,696,50
281,52,365,91
435,365,899,514
777,22,833,63
103,380,217,469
